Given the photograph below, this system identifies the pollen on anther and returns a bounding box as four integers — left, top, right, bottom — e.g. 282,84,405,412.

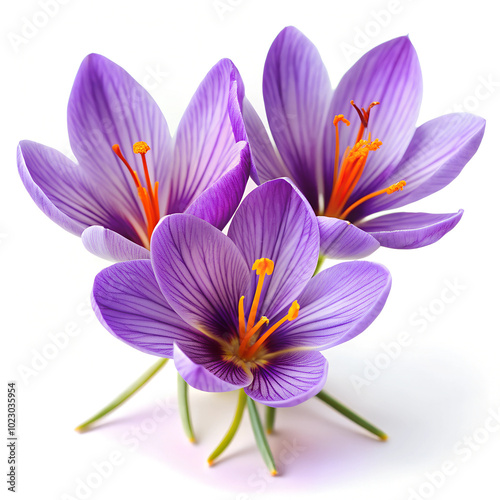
133,141,151,155
386,180,406,194
334,115,350,127
287,301,300,321
252,258,274,276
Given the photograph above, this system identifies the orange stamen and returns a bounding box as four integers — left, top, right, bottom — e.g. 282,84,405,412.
325,138,382,218
351,100,380,143
238,316,269,356
246,258,274,331
245,301,300,358
238,296,246,341
112,144,140,188
112,141,161,243
339,180,406,220
333,115,350,186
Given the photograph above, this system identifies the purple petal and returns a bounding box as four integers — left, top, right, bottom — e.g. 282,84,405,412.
352,114,486,218
358,210,463,249
266,261,391,352
18,141,91,235
92,260,202,358
242,97,288,183
168,59,246,214
82,226,151,262
151,214,249,340
325,36,423,205
18,141,149,246
68,53,172,224
263,27,334,211
317,215,380,259
184,141,251,230
244,350,328,408
227,178,319,322
174,344,251,392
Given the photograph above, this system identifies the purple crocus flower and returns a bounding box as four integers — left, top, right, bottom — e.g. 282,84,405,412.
92,178,391,407
243,27,486,259
17,55,252,261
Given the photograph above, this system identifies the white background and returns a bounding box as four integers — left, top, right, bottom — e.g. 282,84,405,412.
2,1,499,499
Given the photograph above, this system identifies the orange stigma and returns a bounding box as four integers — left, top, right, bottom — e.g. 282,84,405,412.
237,259,299,359
112,141,161,245
324,100,406,220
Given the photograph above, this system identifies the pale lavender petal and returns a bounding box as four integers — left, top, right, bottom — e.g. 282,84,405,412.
174,344,251,392
317,216,380,259
18,140,148,246
18,141,90,235
151,214,249,340
357,210,463,249
92,260,202,358
168,59,244,213
263,27,334,211
352,114,486,218
245,351,328,408
266,262,391,352
82,226,151,262
184,141,251,230
242,97,288,183
68,53,172,223
227,178,319,322
325,36,423,205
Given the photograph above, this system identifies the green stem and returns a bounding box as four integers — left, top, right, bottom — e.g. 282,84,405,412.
177,374,196,443
315,390,387,440
247,398,277,475
75,358,168,432
314,253,326,276
265,406,276,434
207,389,246,465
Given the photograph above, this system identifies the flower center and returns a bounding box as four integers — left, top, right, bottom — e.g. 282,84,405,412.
323,100,406,220
237,258,300,360
112,141,160,247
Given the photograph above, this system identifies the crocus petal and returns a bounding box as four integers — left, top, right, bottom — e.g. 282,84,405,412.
184,141,251,230
263,27,334,211
68,53,172,223
266,261,391,352
357,210,463,249
151,214,249,339
352,114,486,218
168,59,247,214
242,97,289,183
244,351,328,408
92,260,203,358
82,226,151,262
17,141,111,236
174,344,251,392
325,36,423,203
317,216,380,260
227,178,319,322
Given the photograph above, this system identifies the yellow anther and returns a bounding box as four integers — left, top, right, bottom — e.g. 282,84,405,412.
333,115,350,127
133,141,151,155
252,258,274,276
287,301,300,321
386,180,406,194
